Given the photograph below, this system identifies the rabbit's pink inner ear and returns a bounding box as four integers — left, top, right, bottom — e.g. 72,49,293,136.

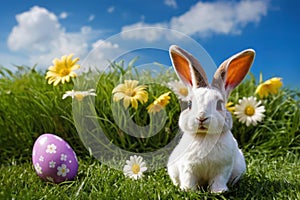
170,50,193,86
225,50,255,91
170,45,209,88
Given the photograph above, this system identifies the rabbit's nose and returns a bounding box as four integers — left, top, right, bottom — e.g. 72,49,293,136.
197,117,208,123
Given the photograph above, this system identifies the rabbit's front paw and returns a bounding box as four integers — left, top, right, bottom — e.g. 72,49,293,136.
179,173,198,191
180,183,197,191
209,180,228,193
210,185,228,193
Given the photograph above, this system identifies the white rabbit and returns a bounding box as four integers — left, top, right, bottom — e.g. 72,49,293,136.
167,45,255,193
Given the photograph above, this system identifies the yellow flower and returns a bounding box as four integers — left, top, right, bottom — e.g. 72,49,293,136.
255,77,283,98
226,101,235,113
147,92,171,114
112,80,148,109
45,54,80,86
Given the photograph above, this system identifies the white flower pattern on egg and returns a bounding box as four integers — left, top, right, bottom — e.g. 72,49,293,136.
57,164,70,177
60,154,67,161
74,152,78,162
35,163,42,174
46,144,57,154
39,155,44,162
49,160,56,168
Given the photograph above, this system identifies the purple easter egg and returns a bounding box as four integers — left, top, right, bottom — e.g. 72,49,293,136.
32,133,78,183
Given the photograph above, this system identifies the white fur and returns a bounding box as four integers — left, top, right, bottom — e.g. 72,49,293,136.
168,45,254,193
167,87,246,193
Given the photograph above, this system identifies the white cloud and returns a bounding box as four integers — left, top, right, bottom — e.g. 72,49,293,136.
170,0,268,37
88,14,95,22
92,39,119,49
121,0,268,41
8,6,61,52
81,39,121,72
31,27,91,68
236,1,268,25
59,12,68,19
7,6,99,68
164,0,177,9
107,6,115,13
121,22,168,42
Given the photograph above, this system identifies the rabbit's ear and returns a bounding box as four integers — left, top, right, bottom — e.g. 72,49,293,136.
169,45,209,88
212,49,255,98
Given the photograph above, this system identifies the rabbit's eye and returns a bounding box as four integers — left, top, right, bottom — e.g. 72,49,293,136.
216,100,224,111
188,100,192,109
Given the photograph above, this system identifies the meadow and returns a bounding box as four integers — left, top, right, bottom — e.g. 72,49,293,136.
0,61,299,199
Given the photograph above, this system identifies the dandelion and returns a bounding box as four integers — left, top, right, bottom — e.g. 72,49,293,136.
123,155,147,180
167,80,189,101
147,92,171,114
112,80,148,109
62,89,96,101
234,96,265,126
226,101,235,113
255,77,283,98
45,54,80,86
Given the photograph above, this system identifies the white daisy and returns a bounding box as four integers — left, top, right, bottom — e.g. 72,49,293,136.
167,80,189,101
62,89,96,101
123,155,147,180
234,96,265,126
57,164,70,177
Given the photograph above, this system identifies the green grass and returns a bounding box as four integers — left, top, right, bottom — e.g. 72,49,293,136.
0,64,299,199
1,151,299,199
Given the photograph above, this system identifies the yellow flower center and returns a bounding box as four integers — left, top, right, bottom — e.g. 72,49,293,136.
244,106,255,116
60,68,70,76
131,164,140,174
125,88,136,97
75,94,84,101
61,168,66,173
179,88,188,96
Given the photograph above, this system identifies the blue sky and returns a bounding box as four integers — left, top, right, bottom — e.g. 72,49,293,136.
0,0,299,88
